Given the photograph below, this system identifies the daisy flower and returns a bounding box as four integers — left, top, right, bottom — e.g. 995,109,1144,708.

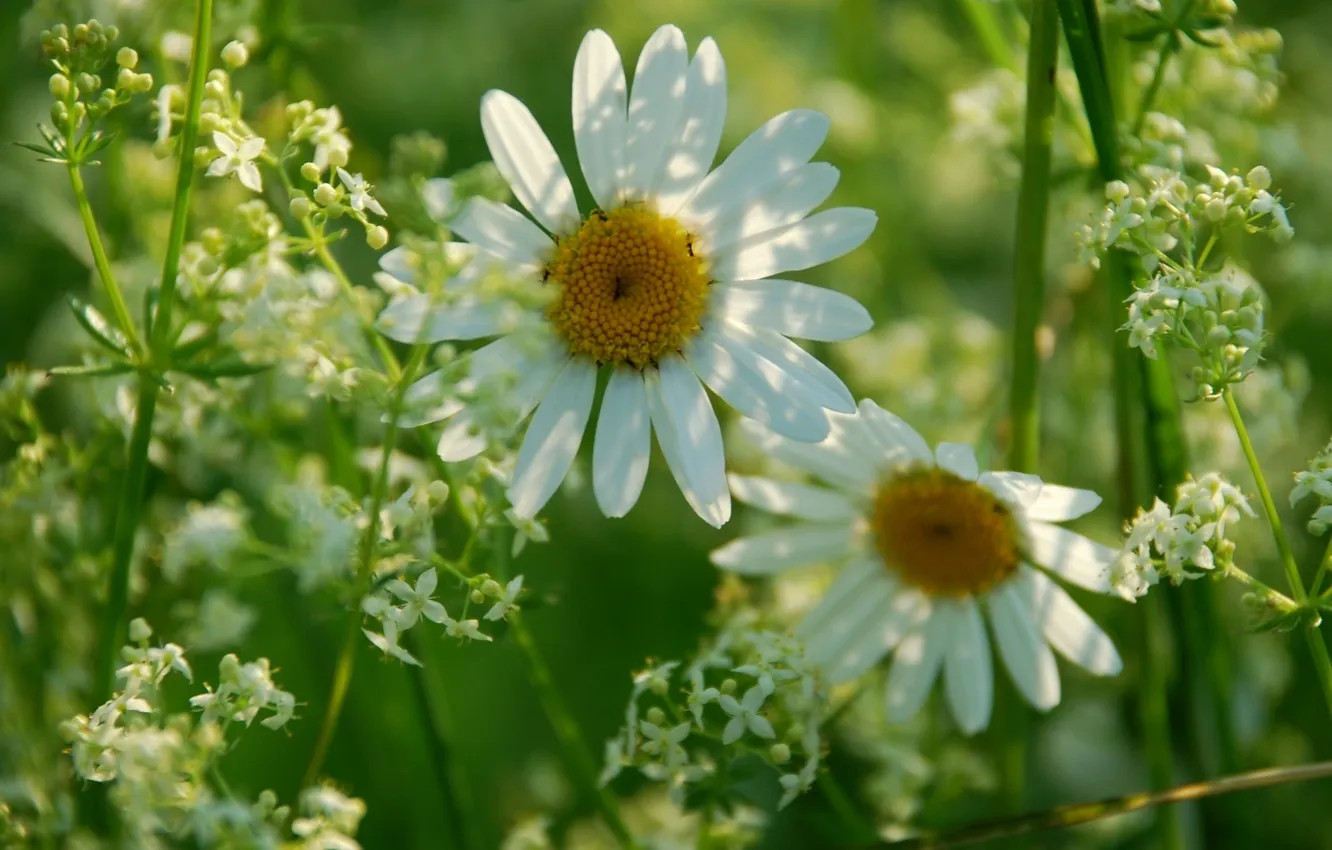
376,25,877,527
711,401,1124,734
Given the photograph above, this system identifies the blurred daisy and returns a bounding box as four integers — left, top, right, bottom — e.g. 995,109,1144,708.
711,401,1124,734
376,25,876,527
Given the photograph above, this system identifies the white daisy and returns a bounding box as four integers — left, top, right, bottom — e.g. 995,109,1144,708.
710,400,1124,734
375,25,877,527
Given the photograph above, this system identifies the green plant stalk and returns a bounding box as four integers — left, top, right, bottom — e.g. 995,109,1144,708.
881,760,1332,849
1223,388,1332,716
148,0,213,355
958,0,1015,70
66,165,141,354
996,0,1058,816
1055,2,1188,843
89,0,213,705
1311,536,1332,598
1131,37,1177,137
510,612,638,849
407,631,480,850
301,344,428,790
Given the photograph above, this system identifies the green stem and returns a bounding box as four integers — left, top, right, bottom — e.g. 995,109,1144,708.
509,612,637,849
300,344,428,790
89,0,213,705
1131,38,1175,137
958,0,1015,70
406,630,480,850
308,224,403,381
1008,0,1058,476
1223,387,1332,716
882,761,1332,849
66,165,141,354
149,0,213,356
1312,536,1332,598
1134,595,1181,850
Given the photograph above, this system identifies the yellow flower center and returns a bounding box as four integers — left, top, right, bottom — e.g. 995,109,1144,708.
871,468,1021,597
544,206,710,368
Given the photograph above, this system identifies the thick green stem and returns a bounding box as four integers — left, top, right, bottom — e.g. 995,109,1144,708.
881,761,1332,849
510,613,637,849
1008,0,1058,476
89,0,213,705
66,165,141,354
1223,388,1332,716
149,0,213,355
300,345,428,789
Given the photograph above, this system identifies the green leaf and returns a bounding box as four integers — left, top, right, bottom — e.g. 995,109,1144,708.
173,355,273,379
68,296,133,357
48,362,134,378
13,140,59,157
171,326,219,361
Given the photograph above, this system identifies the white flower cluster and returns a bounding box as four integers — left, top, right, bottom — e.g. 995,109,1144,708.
600,623,826,811
190,653,297,730
287,102,390,249
1123,262,1265,397
292,784,368,850
1292,438,1332,536
361,567,524,665
1113,473,1255,600
60,622,295,846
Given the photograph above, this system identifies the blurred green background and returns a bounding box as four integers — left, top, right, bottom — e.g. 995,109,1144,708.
6,0,1332,847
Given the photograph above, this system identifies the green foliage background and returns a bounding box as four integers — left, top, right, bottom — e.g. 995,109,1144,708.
5,0,1332,847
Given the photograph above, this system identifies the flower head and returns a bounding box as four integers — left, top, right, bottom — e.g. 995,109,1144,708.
712,401,1125,734
376,25,876,527
207,130,264,192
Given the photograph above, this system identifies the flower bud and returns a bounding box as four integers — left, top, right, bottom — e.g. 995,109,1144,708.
366,225,389,250
128,618,153,642
50,101,68,127
116,46,139,69
327,146,349,168
1204,198,1227,222
289,196,314,219
117,67,136,91
133,73,155,94
205,79,226,99
1206,325,1231,346
469,589,484,604
1246,165,1272,191
645,707,666,725
70,102,87,125
300,162,321,182
720,678,737,695
481,579,502,597
769,743,791,763
49,73,70,100
427,480,450,503
76,73,98,95
1105,180,1131,203
649,676,669,696
313,182,338,206
221,40,249,68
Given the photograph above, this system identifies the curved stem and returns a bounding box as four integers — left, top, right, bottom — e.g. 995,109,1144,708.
66,165,141,354
89,0,213,705
882,761,1332,849
958,0,1015,70
1131,38,1175,137
1223,387,1332,716
510,612,638,849
300,344,428,789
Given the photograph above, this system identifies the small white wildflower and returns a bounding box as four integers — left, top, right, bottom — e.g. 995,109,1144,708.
483,575,524,621
207,130,264,192
718,685,775,745
386,567,449,629
336,168,387,216
363,619,422,666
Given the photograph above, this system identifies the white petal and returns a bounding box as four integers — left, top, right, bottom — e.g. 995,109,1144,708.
978,471,1044,508
379,246,416,283
212,130,237,156
796,554,881,638
645,358,731,527
709,207,877,282
452,197,552,271
423,178,456,221
1024,484,1103,523
509,337,569,420
943,599,994,735
572,29,628,209
206,156,234,178
375,295,511,343
987,580,1061,710
593,367,650,518
884,611,948,723
684,328,831,443
507,358,597,518
1025,521,1116,593
1022,567,1122,676
711,279,872,342
711,522,858,574
717,322,855,413
679,109,828,228
934,443,980,481
436,413,487,462
726,474,857,521
238,136,265,159
856,400,933,467
737,415,878,495
237,162,263,192
651,37,726,213
802,572,896,666
701,163,839,253
623,25,688,201
825,586,931,683
480,90,580,235
397,371,465,427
